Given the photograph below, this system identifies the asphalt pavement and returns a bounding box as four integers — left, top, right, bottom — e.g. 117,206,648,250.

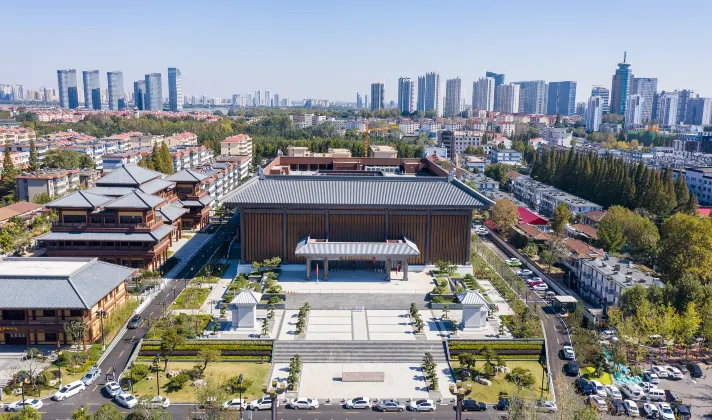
39,220,236,419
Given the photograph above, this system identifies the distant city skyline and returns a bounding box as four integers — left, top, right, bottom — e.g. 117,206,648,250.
2,0,711,102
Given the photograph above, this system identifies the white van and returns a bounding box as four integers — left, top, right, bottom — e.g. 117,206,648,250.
52,380,86,401
620,383,643,401
646,388,665,402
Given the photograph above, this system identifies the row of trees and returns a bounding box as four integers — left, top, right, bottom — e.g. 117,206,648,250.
531,147,697,216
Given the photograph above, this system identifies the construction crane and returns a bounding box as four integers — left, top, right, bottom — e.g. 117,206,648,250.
362,123,400,157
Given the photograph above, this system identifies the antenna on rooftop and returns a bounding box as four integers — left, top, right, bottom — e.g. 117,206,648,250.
623,51,627,63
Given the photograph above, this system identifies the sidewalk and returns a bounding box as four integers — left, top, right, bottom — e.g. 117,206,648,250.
165,233,212,279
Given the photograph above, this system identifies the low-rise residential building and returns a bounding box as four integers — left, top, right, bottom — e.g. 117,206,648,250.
15,168,100,202
459,172,499,191
399,120,420,135
370,145,398,158
674,167,712,205
511,176,558,211
575,256,659,308
102,149,149,172
170,145,213,172
164,132,198,147
441,130,484,157
0,257,135,347
540,190,603,216
0,151,29,170
490,149,522,164
582,210,606,226
128,134,164,149
462,155,487,173
214,155,251,181
425,146,448,159
0,127,36,144
220,134,253,156
543,127,572,148
0,201,43,226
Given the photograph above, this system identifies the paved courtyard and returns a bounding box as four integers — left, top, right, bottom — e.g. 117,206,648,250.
278,269,436,294
270,362,454,399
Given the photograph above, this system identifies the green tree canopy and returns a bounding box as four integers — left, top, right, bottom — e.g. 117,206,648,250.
658,213,712,284
551,203,572,236
491,198,519,236
42,149,95,170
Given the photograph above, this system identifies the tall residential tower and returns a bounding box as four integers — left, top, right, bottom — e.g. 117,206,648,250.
397,77,414,115
546,81,577,116
57,69,79,109
443,77,462,117
513,80,546,114
610,53,633,115
107,71,125,110
144,73,163,111
370,82,385,110
168,68,183,112
632,78,657,123
82,70,101,110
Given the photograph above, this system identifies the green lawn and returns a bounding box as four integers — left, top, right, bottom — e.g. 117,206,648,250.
581,367,613,385
125,362,270,403
172,287,210,309
450,360,551,403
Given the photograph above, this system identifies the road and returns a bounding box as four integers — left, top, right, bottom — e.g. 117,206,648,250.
41,220,236,419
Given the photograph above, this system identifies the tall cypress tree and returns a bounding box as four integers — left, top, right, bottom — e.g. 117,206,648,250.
151,143,161,172
158,142,174,174
674,173,690,208
28,138,39,171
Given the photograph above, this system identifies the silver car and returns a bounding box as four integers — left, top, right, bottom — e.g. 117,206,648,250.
376,399,406,412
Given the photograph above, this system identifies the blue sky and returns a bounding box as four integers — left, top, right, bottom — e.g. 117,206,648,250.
3,0,711,102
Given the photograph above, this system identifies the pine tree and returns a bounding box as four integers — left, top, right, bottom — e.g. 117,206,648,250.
28,138,39,171
674,173,690,207
151,143,161,172
684,194,699,215
1,146,15,183
158,142,174,174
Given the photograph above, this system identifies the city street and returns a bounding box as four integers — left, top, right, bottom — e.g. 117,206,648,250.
40,220,236,419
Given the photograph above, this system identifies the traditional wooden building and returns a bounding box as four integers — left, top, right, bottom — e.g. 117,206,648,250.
223,162,492,277
0,257,135,347
166,169,214,229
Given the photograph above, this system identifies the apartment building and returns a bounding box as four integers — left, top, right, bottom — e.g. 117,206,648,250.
0,142,53,163
0,127,36,144
15,168,100,202
674,167,712,205
102,149,149,172
129,134,164,149
540,190,603,216
220,134,253,156
170,145,213,172
369,145,398,159
511,176,558,211
462,155,487,173
490,149,522,164
165,132,198,147
575,256,659,308
440,130,484,157
0,151,29,170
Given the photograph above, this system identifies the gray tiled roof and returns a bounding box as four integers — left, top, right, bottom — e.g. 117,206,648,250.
0,258,135,309
294,237,420,257
38,231,160,242
46,190,114,209
149,224,175,241
457,291,488,306
230,290,262,305
158,204,189,222
179,195,214,207
223,176,490,208
138,178,175,195
166,170,208,183
95,164,163,186
104,191,164,209
85,186,135,197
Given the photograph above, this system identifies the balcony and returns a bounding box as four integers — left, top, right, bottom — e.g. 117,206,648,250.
53,219,160,230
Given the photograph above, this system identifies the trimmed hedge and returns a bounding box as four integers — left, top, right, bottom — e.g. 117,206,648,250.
139,339,273,360
448,340,545,358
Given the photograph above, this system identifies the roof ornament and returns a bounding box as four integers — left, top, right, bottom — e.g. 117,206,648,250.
257,166,265,180
448,168,456,181
277,149,283,157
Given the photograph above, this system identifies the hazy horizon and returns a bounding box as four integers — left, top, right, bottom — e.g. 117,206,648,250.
3,0,711,102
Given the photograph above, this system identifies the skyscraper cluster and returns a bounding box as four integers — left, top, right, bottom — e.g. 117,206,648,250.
57,67,183,112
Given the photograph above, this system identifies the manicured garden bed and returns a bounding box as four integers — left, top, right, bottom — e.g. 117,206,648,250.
172,287,210,309
449,360,550,402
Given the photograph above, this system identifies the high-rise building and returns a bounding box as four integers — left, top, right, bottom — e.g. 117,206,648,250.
546,81,577,116
576,102,587,116
590,86,610,114
610,53,633,115
416,72,440,115
265,90,271,107
397,77,414,115
495,84,520,114
486,71,505,110
676,89,695,124
443,77,462,117
144,73,163,111
370,82,385,110
273,94,280,108
625,94,643,129
107,71,125,110
656,92,679,126
585,96,604,132
82,70,101,110
364,95,368,110
686,98,712,126
472,77,495,111
57,69,79,109
356,93,362,109
133,80,146,110
632,77,657,123
168,68,183,112
513,80,546,114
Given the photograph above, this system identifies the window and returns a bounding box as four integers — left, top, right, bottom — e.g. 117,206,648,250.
2,310,25,320
42,310,56,318
69,310,83,317
119,216,142,225
44,332,57,342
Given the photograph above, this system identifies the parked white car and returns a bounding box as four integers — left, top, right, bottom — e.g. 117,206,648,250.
588,395,607,412
620,383,643,401
642,403,658,418
562,346,575,360
115,392,138,409
605,385,622,401
656,402,675,420
665,366,683,379
601,329,618,340
151,396,170,409
643,370,660,384
52,380,85,401
623,399,639,417
81,366,101,386
651,365,669,378
7,399,43,412
589,380,607,398
344,397,370,409
104,381,122,397
249,396,278,410
409,399,436,412
517,269,533,277
223,398,247,410
638,381,654,393
532,284,549,292
289,398,319,410
535,400,557,413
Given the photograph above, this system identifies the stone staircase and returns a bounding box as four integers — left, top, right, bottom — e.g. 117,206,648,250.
272,340,448,363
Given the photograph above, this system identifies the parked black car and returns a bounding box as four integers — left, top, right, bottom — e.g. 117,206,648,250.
665,389,682,404
673,403,692,420
574,377,594,395
564,360,580,376
687,363,703,378
608,399,625,416
495,397,510,411
460,399,487,412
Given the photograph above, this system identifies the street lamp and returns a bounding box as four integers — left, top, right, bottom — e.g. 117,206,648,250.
56,344,62,387
96,310,107,351
449,380,472,420
237,374,244,420
262,379,286,420
153,353,161,397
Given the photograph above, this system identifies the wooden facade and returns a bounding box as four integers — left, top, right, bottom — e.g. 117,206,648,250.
239,208,473,265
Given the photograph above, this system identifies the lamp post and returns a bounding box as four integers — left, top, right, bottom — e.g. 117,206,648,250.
96,310,107,351
449,381,472,420
153,353,161,397
237,374,244,420
56,344,62,387
262,379,286,420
